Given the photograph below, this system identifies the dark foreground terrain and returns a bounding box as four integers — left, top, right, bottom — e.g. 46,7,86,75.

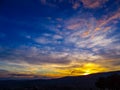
0,71,120,90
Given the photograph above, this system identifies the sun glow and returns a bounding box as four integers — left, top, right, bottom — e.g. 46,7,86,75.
82,63,107,75
83,70,91,75
67,63,108,77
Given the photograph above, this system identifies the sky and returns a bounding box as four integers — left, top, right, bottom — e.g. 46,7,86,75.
0,0,120,79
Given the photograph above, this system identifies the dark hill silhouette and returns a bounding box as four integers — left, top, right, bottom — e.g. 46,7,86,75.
0,71,120,90
96,73,120,90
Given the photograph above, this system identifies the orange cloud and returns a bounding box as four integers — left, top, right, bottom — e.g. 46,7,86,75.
81,30,90,38
95,27,101,31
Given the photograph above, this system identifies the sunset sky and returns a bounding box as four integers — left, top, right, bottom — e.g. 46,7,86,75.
0,0,120,79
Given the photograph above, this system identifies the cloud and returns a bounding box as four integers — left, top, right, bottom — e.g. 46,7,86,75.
20,6,120,75
39,0,108,9
0,44,120,78
35,37,50,44
81,0,108,8
97,9,120,28
0,69,11,78
8,74,38,78
63,18,115,49
72,2,80,10
34,36,62,45
0,69,10,74
0,46,71,65
0,0,120,78
0,69,46,79
61,8,120,50
66,22,81,30
53,35,63,40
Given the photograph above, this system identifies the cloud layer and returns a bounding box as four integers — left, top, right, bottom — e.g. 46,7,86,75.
0,0,120,78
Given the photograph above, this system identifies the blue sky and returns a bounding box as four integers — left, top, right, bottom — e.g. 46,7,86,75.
0,0,120,79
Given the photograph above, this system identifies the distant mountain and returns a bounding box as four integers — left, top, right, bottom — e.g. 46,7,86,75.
0,71,120,90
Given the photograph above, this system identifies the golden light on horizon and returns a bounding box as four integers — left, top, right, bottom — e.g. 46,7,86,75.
82,63,107,75
70,63,108,76
83,70,91,75
5,62,109,78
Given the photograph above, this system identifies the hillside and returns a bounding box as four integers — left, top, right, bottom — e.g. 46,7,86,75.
0,71,120,90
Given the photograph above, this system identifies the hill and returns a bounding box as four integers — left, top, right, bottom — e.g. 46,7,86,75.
0,71,120,90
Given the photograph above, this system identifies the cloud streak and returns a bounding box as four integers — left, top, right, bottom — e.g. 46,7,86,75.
81,0,108,8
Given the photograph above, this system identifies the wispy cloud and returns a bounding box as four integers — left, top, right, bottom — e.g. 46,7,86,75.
40,0,108,9
80,0,108,8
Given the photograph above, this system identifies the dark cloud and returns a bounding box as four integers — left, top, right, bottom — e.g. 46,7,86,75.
0,70,41,79
8,74,37,78
8,74,53,79
0,69,11,78
0,69,10,74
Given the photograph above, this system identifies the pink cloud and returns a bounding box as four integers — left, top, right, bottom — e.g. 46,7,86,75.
67,23,81,30
81,0,108,8
98,9,120,27
72,2,80,9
